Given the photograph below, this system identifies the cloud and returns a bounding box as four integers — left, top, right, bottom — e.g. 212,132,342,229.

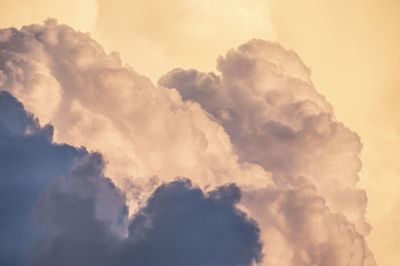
31,153,129,266
160,39,376,265
121,180,262,266
0,91,86,266
241,183,375,266
0,21,376,266
159,39,370,234
0,20,271,203
32,156,262,266
0,91,261,266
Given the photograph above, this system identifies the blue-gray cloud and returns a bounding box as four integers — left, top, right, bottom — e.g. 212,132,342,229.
0,91,87,266
33,160,262,266
120,180,262,266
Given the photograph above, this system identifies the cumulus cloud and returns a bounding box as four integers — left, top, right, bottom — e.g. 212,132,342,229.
32,156,261,266
121,180,262,266
30,152,128,266
0,91,86,266
0,20,271,205
160,39,375,265
0,91,261,266
0,21,376,266
160,39,370,234
241,184,375,266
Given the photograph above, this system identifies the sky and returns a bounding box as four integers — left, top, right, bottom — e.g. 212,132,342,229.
0,0,398,265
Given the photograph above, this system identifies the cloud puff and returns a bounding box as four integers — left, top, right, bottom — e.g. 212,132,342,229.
0,91,86,266
121,180,262,266
33,156,262,266
241,183,375,266
31,153,129,266
159,39,369,234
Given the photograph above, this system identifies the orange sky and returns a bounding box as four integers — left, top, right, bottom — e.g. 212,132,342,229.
0,1,398,265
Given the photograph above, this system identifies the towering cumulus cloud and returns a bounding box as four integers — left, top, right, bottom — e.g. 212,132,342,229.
160,40,375,265
160,40,370,233
0,20,375,266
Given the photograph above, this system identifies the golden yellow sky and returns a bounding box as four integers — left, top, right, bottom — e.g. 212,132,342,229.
0,0,398,265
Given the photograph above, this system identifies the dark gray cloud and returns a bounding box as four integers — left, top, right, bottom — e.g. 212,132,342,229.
0,91,87,266
33,160,262,266
31,153,128,266
120,180,262,266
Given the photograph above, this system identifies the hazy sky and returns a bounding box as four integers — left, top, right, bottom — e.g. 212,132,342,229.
0,1,398,265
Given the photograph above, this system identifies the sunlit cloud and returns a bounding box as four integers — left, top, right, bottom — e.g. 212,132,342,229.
0,21,376,265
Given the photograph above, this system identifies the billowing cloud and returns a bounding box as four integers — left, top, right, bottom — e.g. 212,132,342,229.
0,21,376,266
0,91,261,266
32,155,261,266
31,153,128,266
121,180,261,266
0,91,86,266
241,184,375,266
160,39,375,265
0,20,271,205
160,39,370,234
